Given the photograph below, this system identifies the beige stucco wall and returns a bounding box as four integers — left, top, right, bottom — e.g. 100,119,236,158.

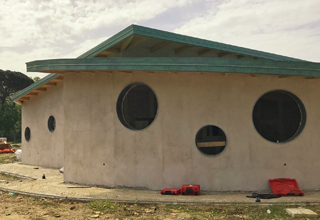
61,70,320,191
21,81,64,168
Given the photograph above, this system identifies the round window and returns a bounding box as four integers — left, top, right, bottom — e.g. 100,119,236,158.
25,127,31,142
116,83,158,130
252,90,306,143
48,116,56,132
195,125,227,156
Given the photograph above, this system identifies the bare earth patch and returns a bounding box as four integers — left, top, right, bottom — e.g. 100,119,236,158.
1,192,320,219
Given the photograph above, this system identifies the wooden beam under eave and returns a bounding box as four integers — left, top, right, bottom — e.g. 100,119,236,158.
36,88,47,92
51,76,64,82
175,45,192,55
44,82,57,86
26,92,38,96
106,47,121,53
20,97,30,100
94,51,112,57
121,35,134,52
218,52,229,57
126,36,148,50
149,41,171,53
198,49,211,56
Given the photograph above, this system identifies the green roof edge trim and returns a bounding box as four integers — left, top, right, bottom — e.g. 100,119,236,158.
12,73,60,103
78,24,303,62
26,58,320,77
77,25,135,58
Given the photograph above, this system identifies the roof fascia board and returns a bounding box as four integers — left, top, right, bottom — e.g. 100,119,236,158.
77,24,303,61
11,73,59,102
77,25,135,58
26,58,320,77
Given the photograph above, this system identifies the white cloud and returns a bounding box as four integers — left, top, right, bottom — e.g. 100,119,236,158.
0,0,200,78
174,0,320,61
0,0,319,79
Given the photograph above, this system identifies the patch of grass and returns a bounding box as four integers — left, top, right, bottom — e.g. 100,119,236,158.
89,200,118,213
0,153,18,164
0,173,20,181
32,198,60,209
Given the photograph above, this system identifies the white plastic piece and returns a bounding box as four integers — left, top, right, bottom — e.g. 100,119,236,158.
267,209,271,214
15,149,22,161
59,167,64,173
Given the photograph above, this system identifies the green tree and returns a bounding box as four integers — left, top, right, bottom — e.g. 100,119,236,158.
0,69,34,105
0,97,21,142
0,69,33,142
33,76,40,82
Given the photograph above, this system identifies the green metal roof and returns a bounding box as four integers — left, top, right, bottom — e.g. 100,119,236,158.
14,24,317,103
11,73,59,102
26,58,320,77
78,25,302,61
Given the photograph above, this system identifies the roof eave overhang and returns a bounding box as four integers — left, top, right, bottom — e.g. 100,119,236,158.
12,73,63,104
27,58,320,77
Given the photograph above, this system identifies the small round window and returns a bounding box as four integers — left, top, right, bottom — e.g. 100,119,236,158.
48,116,56,132
116,83,158,130
252,90,306,143
25,127,31,142
195,125,227,156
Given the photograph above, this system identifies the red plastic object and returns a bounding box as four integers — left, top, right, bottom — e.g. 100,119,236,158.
0,148,14,153
181,184,200,195
269,178,304,196
160,188,181,195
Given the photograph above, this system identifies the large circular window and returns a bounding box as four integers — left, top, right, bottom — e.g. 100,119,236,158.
116,83,158,130
195,125,227,156
48,116,56,132
253,90,306,143
25,127,31,142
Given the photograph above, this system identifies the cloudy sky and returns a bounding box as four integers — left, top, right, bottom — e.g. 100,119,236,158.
0,0,319,78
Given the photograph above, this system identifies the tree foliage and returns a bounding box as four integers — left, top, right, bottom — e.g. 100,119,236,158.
33,76,40,82
0,69,34,105
0,97,21,141
0,69,33,142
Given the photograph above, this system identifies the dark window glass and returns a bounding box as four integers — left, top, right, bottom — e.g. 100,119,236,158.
196,125,227,156
117,83,158,130
25,127,31,142
48,116,56,132
253,90,306,143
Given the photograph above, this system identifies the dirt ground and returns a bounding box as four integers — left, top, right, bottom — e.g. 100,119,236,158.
1,153,320,219
1,192,320,220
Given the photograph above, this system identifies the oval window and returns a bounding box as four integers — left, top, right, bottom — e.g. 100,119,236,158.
195,125,227,156
252,90,306,143
25,127,31,142
116,83,158,130
48,116,56,132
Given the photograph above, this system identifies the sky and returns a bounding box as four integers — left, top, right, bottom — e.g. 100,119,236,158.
0,0,319,78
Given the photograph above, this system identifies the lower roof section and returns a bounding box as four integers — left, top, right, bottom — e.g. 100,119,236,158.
12,73,63,104
27,58,320,77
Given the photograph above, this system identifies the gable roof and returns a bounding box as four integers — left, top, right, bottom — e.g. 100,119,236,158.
78,24,302,61
13,24,318,104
